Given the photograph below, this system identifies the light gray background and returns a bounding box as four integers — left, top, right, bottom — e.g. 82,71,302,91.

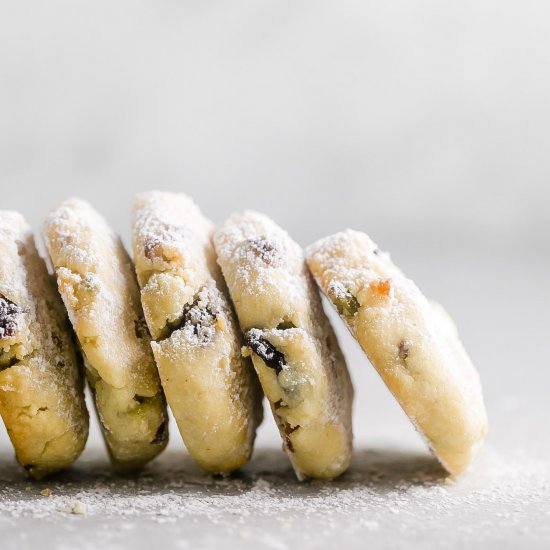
0,1,549,549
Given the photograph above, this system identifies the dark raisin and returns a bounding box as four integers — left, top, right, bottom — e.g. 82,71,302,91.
245,330,286,375
398,340,411,360
134,318,150,339
144,240,161,260
282,419,298,437
151,421,167,445
0,295,22,339
247,237,281,266
327,282,359,316
159,292,217,343
0,356,20,371
160,316,186,341
281,418,298,453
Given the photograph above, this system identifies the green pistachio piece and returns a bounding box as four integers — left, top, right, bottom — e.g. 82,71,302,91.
327,281,359,316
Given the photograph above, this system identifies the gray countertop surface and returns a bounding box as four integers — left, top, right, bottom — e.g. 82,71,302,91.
1,250,549,549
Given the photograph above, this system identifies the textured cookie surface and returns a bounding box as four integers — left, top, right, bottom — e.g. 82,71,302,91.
0,211,88,478
306,230,488,475
132,191,263,474
215,211,353,480
43,199,168,470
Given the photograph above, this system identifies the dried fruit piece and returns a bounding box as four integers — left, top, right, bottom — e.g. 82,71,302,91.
281,418,298,452
0,355,21,371
398,339,411,360
143,222,187,262
0,295,22,339
151,421,167,445
247,237,281,266
144,240,162,260
181,301,217,343
327,281,359,316
369,278,392,297
245,329,286,375
160,291,218,344
134,318,149,339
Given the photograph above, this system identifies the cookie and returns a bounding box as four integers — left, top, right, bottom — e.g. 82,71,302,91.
132,191,263,475
214,211,353,480
43,198,168,471
306,230,488,475
0,211,88,478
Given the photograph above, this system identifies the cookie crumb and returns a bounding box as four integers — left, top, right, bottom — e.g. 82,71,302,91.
40,488,52,497
254,478,271,490
60,501,87,515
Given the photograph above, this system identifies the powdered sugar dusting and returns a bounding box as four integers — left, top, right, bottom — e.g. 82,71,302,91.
178,284,222,347
214,211,303,301
0,446,548,548
133,191,213,284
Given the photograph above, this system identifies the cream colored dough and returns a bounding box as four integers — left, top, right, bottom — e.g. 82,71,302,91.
43,199,168,471
132,191,263,475
306,229,488,475
215,211,353,480
0,211,88,478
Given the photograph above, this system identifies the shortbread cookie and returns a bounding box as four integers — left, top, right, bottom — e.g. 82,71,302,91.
214,211,353,480
306,230,488,475
43,199,168,471
132,191,263,475
0,212,88,478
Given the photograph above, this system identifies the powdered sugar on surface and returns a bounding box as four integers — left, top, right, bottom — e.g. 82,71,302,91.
0,443,548,550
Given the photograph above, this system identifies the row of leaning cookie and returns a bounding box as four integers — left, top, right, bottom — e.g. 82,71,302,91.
0,194,343,480
0,191,488,480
